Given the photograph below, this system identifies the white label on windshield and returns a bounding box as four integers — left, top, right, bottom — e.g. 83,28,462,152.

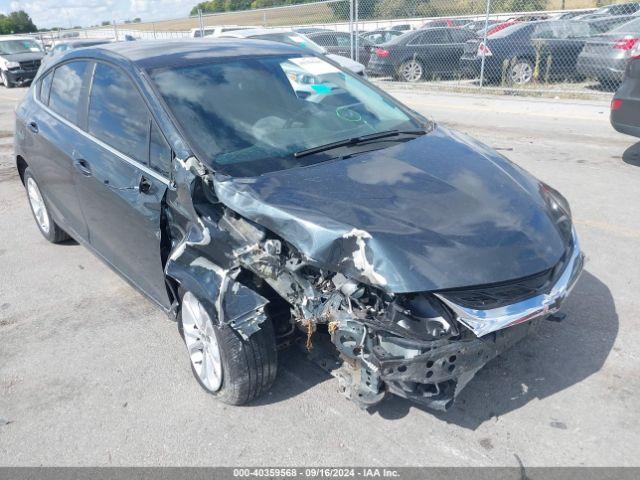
289,57,339,75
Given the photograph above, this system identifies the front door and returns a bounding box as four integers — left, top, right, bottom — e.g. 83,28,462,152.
73,61,172,308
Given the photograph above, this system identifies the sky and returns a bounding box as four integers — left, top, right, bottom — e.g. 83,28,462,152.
0,0,198,28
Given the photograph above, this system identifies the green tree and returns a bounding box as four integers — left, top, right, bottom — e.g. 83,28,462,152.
0,10,38,34
492,0,548,13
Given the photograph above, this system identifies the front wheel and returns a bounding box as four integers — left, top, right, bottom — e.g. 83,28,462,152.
398,59,424,83
178,291,277,405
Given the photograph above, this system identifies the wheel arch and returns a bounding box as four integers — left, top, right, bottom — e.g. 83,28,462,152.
16,155,28,185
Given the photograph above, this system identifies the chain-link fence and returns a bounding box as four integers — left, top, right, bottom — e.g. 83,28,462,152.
31,0,640,95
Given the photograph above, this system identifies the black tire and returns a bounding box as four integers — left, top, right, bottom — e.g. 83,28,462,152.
1,71,14,88
23,167,70,243
178,291,277,405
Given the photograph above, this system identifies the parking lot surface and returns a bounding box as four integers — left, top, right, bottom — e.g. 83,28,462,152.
1,85,639,467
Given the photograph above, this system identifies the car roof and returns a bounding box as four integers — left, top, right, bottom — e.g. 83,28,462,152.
220,27,294,38
0,35,37,41
61,38,113,46
66,39,306,70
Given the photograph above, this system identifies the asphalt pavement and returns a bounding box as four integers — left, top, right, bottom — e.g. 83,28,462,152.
1,85,639,466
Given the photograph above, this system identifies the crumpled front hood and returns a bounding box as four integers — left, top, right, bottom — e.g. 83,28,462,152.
1,51,44,62
214,126,568,293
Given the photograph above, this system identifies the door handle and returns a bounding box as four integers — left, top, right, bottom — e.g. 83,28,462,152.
27,121,38,134
73,158,92,177
138,175,152,195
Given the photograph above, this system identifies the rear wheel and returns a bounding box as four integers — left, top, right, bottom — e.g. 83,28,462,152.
507,58,534,86
178,291,277,405
23,167,70,243
398,59,424,82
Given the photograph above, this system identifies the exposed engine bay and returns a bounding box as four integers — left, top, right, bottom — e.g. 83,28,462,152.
161,155,584,411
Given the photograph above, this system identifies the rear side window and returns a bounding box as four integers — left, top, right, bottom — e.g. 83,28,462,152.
48,61,89,125
450,29,475,43
38,70,53,105
409,30,450,45
335,33,352,47
88,63,149,164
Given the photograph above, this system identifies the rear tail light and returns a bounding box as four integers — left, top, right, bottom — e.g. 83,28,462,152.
374,48,390,58
477,42,492,57
611,99,623,110
613,38,639,50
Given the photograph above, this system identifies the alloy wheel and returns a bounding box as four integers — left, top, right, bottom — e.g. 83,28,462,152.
510,61,533,85
400,60,423,82
181,292,223,392
27,177,50,234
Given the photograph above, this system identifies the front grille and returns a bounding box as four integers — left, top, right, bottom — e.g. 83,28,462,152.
19,60,41,71
437,268,556,310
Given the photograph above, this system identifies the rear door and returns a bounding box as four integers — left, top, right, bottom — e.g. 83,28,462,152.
25,61,92,240
407,29,454,74
73,61,172,308
532,21,589,77
448,29,477,72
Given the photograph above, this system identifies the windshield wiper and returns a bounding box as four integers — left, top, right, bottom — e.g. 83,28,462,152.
293,129,427,158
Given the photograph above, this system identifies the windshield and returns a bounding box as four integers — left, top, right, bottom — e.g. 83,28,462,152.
0,39,42,55
609,17,640,34
253,33,326,55
151,54,420,176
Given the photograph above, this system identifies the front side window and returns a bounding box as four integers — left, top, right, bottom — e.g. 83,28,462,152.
151,54,419,177
149,120,171,177
48,61,89,125
88,63,149,164
411,30,450,45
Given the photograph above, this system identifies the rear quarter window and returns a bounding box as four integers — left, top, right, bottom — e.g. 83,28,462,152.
37,70,53,105
48,61,90,125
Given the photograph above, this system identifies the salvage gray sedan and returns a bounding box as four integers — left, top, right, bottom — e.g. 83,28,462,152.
14,40,583,410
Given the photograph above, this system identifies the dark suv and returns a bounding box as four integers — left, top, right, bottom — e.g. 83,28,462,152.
15,40,583,410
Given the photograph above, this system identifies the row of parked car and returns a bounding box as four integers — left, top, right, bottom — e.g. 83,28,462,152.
244,3,640,88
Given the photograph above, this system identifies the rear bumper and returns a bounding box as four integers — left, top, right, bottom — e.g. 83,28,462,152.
366,58,395,76
576,54,626,82
612,107,640,138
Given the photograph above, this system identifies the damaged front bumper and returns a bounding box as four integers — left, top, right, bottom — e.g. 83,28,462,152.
326,229,584,411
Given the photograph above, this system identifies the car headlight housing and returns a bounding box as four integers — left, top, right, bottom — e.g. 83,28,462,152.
540,182,571,220
6,61,20,69
540,182,573,244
